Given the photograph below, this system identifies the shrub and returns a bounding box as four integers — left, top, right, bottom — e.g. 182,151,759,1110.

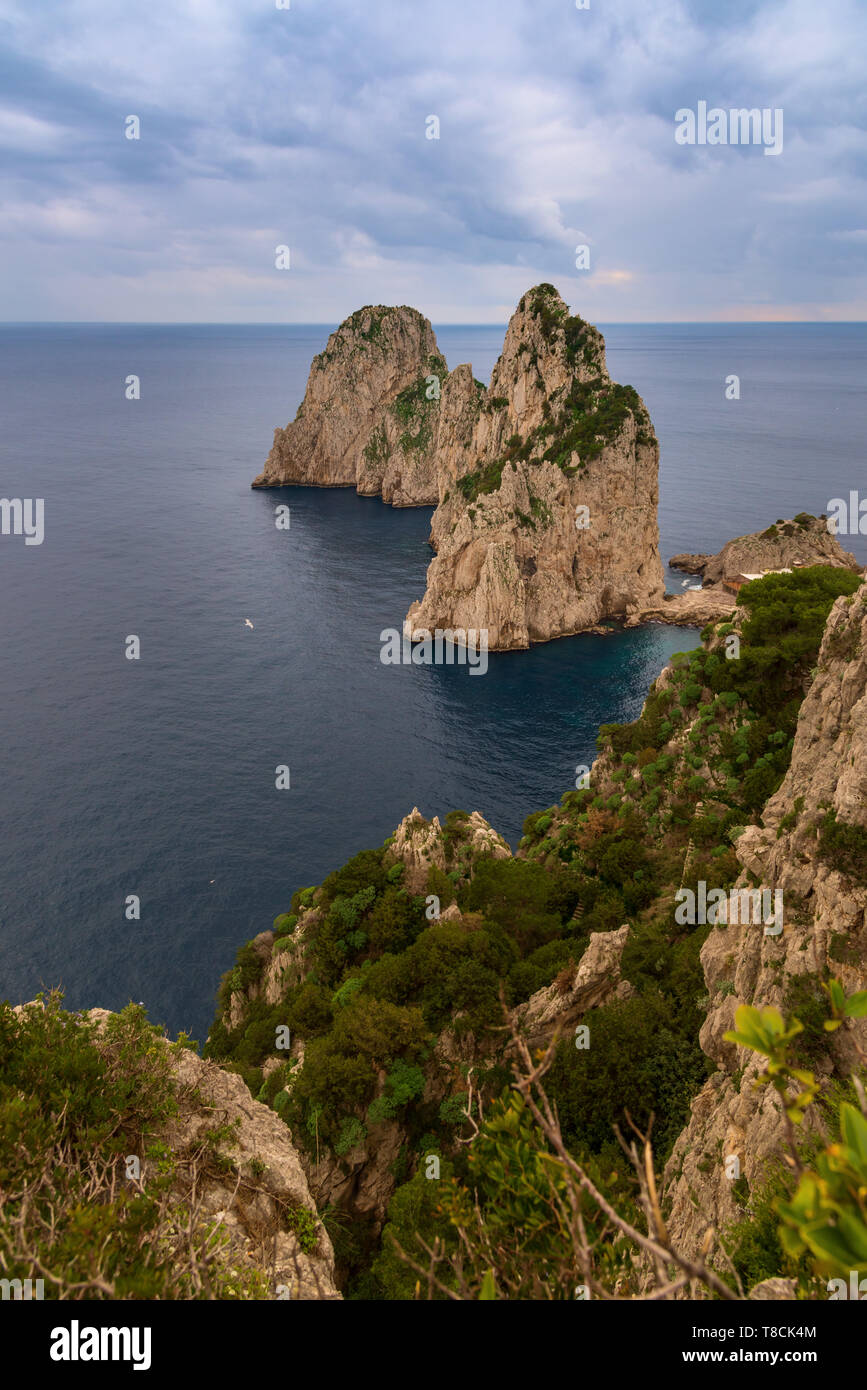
0,996,267,1300
545,989,709,1160
334,1116,367,1157
320,849,387,906
284,981,334,1038
367,1060,426,1125
332,976,364,1010
817,811,867,880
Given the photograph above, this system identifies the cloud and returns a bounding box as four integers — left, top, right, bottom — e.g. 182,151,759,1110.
0,0,864,320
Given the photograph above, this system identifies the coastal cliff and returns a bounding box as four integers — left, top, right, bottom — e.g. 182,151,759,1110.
204,561,866,1298
2,997,339,1300
10,562,866,1301
662,579,867,1264
208,805,631,1262
641,512,861,628
670,512,860,585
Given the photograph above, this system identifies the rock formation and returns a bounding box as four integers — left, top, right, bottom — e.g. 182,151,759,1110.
511,923,633,1050
212,807,632,1244
405,284,665,648
254,285,665,648
12,1001,340,1300
389,805,510,892
252,304,452,506
662,580,867,1263
670,513,861,586
193,553,867,1297
635,586,736,627
651,514,862,631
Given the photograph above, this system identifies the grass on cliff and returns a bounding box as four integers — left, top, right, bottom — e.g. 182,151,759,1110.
388,355,448,454
589,565,861,805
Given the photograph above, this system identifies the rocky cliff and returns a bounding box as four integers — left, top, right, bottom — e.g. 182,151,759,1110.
203,560,865,1297
209,805,630,1254
5,999,339,1300
405,284,665,648
662,579,867,1264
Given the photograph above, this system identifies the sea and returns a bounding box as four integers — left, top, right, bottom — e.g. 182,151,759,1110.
1,322,865,1041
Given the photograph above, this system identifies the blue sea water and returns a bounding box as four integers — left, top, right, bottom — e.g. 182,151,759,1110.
0,322,865,1042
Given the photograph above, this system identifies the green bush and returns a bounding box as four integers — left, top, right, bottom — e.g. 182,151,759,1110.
367,1060,426,1125
817,810,867,880
0,996,266,1300
545,989,709,1160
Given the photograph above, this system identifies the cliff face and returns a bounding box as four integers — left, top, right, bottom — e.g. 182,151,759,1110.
390,803,511,892
201,557,866,1296
663,582,867,1261
405,285,665,648
252,305,449,506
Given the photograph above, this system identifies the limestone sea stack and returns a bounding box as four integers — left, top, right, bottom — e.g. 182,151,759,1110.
405,284,665,648
254,284,666,648
252,304,453,506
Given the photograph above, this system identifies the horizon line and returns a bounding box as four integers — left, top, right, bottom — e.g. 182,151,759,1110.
1,319,865,328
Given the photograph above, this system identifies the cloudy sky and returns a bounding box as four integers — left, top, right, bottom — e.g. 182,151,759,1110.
0,0,864,322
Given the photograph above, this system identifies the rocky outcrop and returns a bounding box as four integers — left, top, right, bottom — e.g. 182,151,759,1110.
212,800,636,1247
511,924,633,1050
663,579,867,1263
667,552,708,575
75,1007,339,1300
252,305,451,506
635,586,736,627
388,805,510,892
405,285,664,648
297,917,633,1237
670,514,860,587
